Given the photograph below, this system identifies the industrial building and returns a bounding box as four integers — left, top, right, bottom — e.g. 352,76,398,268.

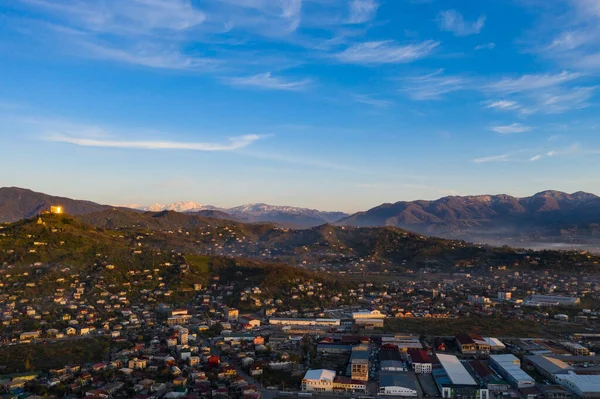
351,309,386,319
378,372,418,397
407,349,432,374
554,374,600,398
524,356,574,382
380,348,404,372
433,354,489,399
269,318,340,326
523,295,580,307
489,354,535,390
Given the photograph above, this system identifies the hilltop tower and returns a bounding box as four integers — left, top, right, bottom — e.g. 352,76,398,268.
50,206,63,214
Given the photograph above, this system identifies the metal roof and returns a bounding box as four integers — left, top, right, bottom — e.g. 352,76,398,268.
437,354,477,386
379,372,417,390
490,355,534,384
525,356,573,375
304,369,336,381
555,374,600,393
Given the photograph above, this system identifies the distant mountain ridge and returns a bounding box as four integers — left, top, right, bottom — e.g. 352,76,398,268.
125,201,348,228
0,187,114,222
3,187,600,248
0,187,347,228
338,190,600,246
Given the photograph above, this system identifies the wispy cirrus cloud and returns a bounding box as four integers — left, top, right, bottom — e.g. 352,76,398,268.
486,71,581,93
490,123,532,134
525,0,600,71
353,94,393,107
438,10,486,36
333,40,439,65
47,134,266,151
483,71,595,114
226,72,312,91
483,100,522,111
475,42,496,50
348,0,379,24
473,154,509,164
399,69,468,100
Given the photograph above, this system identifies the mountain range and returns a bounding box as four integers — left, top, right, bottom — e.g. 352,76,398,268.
118,201,348,228
3,187,600,249
337,190,600,248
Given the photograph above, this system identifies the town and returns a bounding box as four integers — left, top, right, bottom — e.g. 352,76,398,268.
1,249,599,399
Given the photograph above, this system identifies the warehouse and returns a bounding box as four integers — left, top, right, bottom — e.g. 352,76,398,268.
378,372,418,397
554,373,600,398
524,356,573,383
489,355,535,389
433,354,489,399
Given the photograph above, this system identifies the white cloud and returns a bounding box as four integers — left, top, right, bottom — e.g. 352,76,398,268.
530,155,543,161
353,94,393,107
473,154,509,163
47,134,266,151
19,0,206,34
399,69,468,100
78,41,220,71
534,85,596,113
486,71,581,93
226,72,311,91
438,10,486,36
483,71,594,114
207,0,303,36
483,100,521,110
490,123,532,134
333,40,439,65
348,0,379,24
474,42,496,50
524,1,600,71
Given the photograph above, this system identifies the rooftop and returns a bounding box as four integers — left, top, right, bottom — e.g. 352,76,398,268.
555,373,600,393
304,369,336,382
525,356,574,375
379,372,417,390
436,354,477,386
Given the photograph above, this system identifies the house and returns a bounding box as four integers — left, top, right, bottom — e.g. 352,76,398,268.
225,307,239,320
19,331,41,342
455,334,491,355
250,365,264,377
128,358,148,370
302,369,336,392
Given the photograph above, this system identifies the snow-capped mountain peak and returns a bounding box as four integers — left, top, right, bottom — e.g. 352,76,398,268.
131,201,207,213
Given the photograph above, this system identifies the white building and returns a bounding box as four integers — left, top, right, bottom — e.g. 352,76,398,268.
378,372,418,397
352,310,386,319
523,295,580,307
302,369,336,392
554,373,600,398
270,318,340,327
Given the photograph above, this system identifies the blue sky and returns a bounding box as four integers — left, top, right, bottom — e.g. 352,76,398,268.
2,0,600,212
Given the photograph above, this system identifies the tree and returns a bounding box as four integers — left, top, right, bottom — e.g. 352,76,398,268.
24,357,34,371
